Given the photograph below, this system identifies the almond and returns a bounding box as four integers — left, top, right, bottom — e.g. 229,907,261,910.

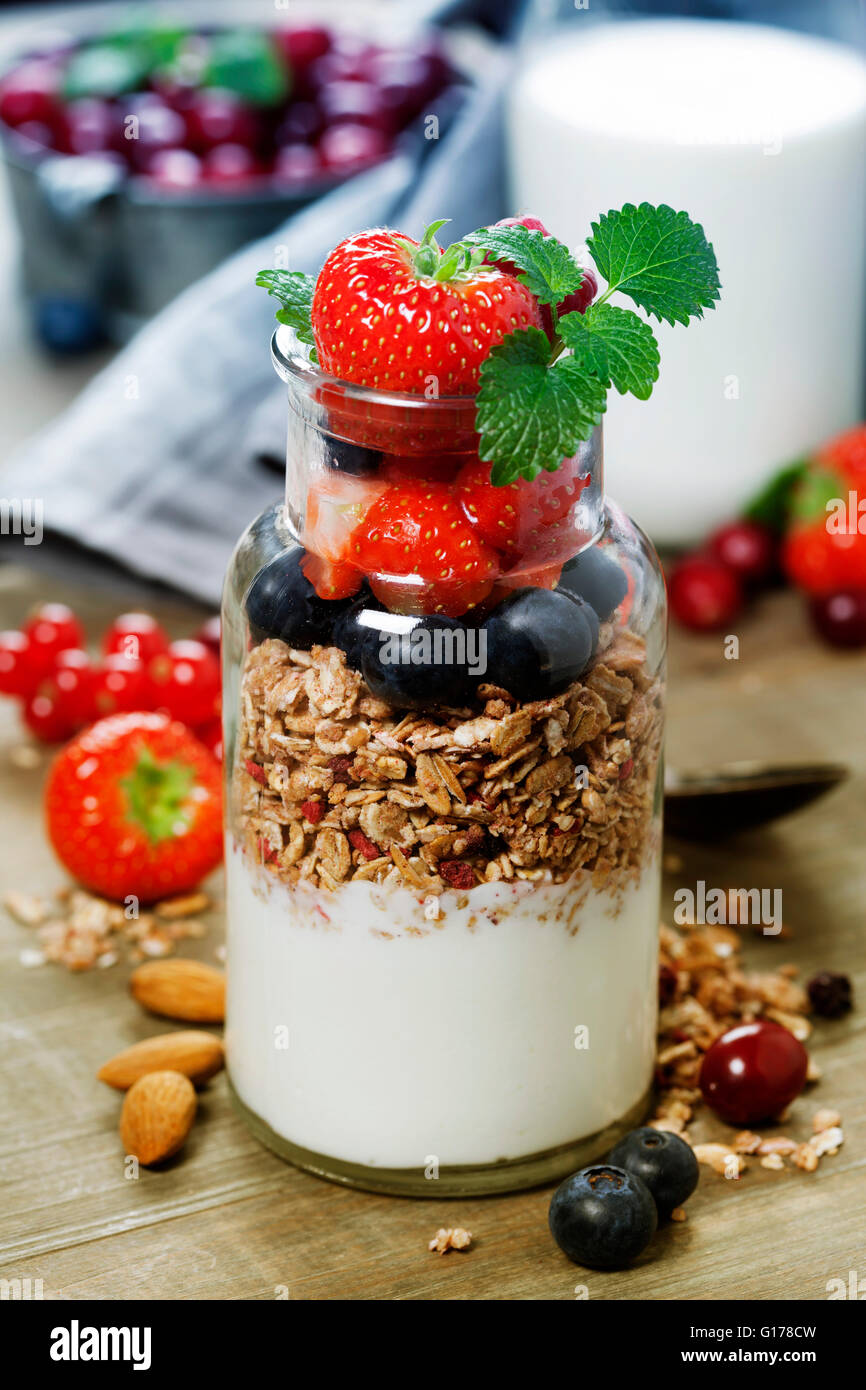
119,1070,197,1166
129,958,225,1023
98,1030,224,1091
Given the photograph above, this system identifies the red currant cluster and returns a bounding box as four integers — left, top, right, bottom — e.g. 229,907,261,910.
0,604,222,752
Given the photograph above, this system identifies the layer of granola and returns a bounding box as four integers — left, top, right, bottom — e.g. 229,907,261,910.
233,626,663,897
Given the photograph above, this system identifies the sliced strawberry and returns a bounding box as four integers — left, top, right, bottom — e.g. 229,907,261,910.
351,482,499,617
300,552,363,601
457,458,589,557
304,472,387,564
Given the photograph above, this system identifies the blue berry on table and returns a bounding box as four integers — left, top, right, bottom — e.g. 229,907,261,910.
549,1164,657,1270
607,1127,699,1216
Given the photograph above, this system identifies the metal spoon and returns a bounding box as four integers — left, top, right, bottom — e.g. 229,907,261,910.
663,761,848,841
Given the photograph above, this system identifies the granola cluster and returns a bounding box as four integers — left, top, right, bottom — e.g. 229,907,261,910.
651,921,844,1179
233,626,663,898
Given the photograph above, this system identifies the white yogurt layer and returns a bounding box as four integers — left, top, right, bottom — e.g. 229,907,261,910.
225,843,659,1170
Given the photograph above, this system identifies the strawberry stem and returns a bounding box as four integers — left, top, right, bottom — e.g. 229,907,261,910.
120,748,195,844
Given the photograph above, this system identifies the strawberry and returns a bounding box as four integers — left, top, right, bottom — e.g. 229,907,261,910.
456,455,589,557
816,423,866,484
44,712,222,903
300,553,362,601
484,215,597,342
351,482,499,616
310,221,542,395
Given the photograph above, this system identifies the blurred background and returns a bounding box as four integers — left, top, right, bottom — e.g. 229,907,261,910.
0,0,865,646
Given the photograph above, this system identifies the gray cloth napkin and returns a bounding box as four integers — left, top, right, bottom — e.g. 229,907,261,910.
3,38,510,605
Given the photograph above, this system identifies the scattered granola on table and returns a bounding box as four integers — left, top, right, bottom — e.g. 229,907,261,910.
3,887,214,971
652,920,846,1179
428,1227,473,1255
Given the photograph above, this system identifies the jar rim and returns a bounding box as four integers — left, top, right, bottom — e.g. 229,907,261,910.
271,324,480,418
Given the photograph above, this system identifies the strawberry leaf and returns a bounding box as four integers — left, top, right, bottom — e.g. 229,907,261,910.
559,302,660,400
461,225,585,306
476,328,606,484
588,203,721,326
256,269,317,352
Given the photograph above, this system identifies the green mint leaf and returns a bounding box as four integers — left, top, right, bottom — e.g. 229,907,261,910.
206,29,289,106
256,269,316,349
559,302,659,401
743,459,809,534
62,42,152,99
476,328,606,483
789,466,845,526
588,203,721,326
461,226,585,306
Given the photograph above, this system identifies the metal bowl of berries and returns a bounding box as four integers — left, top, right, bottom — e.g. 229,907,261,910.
0,13,462,350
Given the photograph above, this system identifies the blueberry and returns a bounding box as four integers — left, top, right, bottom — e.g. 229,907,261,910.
323,436,382,476
331,593,388,671
245,548,355,648
607,1127,699,1217
559,546,628,622
549,1164,657,1270
359,612,481,710
560,591,599,648
482,588,595,702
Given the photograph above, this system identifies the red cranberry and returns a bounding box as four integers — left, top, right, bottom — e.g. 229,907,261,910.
275,26,332,71
23,686,78,743
122,100,187,171
102,612,169,664
0,59,61,129
184,89,259,152
203,143,260,185
92,654,148,717
810,589,866,648
194,615,221,658
495,214,550,235
807,971,853,1018
23,604,85,677
52,648,97,727
145,147,203,188
0,630,38,697
318,123,388,173
275,101,322,145
318,81,390,132
272,143,321,186
60,97,114,155
709,520,775,586
668,555,743,631
699,1020,808,1125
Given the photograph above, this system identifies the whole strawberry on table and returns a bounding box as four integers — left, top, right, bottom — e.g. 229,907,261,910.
254,204,719,706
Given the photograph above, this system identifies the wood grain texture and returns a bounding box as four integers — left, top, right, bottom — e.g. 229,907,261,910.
1,564,863,1301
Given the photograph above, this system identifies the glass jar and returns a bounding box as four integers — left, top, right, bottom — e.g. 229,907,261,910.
222,325,666,1196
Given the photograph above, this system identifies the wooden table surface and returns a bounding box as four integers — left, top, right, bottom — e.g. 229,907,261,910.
1,560,863,1302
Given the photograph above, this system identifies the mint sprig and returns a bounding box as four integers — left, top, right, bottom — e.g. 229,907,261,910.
255,269,317,356
559,302,659,401
467,207,719,482
588,202,721,326
476,329,607,482
461,226,585,306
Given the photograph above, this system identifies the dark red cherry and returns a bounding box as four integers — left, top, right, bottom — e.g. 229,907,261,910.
709,520,776,587
699,1020,808,1125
